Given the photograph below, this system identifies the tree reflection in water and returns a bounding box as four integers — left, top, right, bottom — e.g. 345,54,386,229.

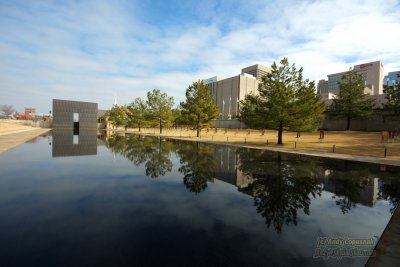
376,166,400,214
105,134,173,178
322,161,371,214
143,138,173,178
105,135,218,191
237,148,322,233
322,161,400,214
104,134,128,155
104,134,400,229
380,175,400,214
175,141,218,194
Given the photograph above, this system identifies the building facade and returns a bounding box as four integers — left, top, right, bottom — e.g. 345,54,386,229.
317,61,384,100
24,107,36,120
203,76,224,106
241,64,271,81
204,64,270,120
384,71,400,86
53,99,98,129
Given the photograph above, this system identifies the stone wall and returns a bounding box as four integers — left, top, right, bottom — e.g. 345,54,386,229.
214,119,246,129
215,114,400,132
322,114,400,131
53,99,98,129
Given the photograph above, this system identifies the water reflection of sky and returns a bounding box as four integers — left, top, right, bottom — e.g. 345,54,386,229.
0,133,398,267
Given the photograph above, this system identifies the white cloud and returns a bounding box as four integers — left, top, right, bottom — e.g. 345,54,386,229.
1,0,400,112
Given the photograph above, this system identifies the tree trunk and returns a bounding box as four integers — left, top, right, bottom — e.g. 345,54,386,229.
346,115,350,131
277,152,282,170
277,122,283,145
159,118,162,134
196,115,200,137
139,124,141,132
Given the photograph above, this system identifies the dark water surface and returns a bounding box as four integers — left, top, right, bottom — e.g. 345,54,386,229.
0,131,399,267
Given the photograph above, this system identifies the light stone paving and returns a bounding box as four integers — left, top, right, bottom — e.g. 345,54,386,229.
366,204,400,267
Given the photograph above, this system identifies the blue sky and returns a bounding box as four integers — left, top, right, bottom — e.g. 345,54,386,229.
1,0,400,113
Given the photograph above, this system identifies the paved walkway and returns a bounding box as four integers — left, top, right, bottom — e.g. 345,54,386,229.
0,128,51,154
366,204,400,267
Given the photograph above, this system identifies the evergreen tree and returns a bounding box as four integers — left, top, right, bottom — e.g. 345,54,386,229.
171,107,185,127
239,58,324,144
106,104,129,130
180,80,219,137
127,97,149,132
327,69,374,130
383,83,400,115
146,89,175,134
238,94,265,129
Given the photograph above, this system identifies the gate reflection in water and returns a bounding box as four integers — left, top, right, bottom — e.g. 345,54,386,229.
52,130,97,157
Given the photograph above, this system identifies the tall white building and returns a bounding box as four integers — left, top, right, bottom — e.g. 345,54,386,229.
204,64,271,119
241,64,271,81
317,61,384,100
384,71,400,86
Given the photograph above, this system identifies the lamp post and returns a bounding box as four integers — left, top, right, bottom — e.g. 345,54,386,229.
228,96,231,120
222,99,225,119
236,97,239,118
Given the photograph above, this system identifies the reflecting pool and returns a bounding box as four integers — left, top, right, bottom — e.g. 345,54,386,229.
0,131,399,267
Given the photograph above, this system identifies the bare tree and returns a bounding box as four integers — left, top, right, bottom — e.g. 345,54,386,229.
0,105,15,117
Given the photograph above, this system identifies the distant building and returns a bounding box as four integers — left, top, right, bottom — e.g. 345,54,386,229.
384,71,400,86
241,64,271,81
24,107,36,120
316,79,329,99
317,61,384,101
204,64,271,120
97,109,108,129
14,107,36,120
203,76,224,106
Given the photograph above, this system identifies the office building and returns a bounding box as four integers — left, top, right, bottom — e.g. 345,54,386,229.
384,71,400,86
317,61,384,100
241,64,271,81
204,64,271,120
203,76,224,102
